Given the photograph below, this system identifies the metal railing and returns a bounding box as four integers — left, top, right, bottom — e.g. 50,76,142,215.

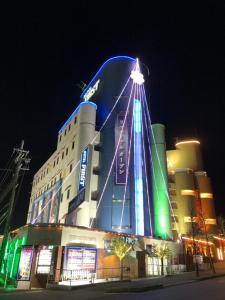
47,267,130,287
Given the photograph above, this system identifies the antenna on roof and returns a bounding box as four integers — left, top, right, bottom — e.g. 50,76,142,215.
76,80,87,92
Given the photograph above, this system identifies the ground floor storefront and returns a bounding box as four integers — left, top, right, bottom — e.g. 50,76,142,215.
0,224,183,289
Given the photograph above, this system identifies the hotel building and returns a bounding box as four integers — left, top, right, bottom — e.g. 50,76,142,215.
0,56,220,289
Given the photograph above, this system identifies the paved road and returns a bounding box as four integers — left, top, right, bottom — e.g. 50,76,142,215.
1,277,225,300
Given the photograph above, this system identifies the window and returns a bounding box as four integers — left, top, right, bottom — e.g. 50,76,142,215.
181,189,196,196
69,124,71,131
171,215,179,223
67,189,70,199
74,116,77,124
169,189,176,196
59,135,62,142
53,161,55,168
61,193,63,203
171,202,178,209
47,168,48,174
57,157,59,164
66,148,68,155
62,152,64,159
72,141,75,150
69,164,73,173
65,129,67,136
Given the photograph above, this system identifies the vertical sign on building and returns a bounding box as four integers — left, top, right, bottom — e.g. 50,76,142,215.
115,113,128,184
78,148,89,191
17,246,33,281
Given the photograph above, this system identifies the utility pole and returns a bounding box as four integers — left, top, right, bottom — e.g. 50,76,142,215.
0,141,30,273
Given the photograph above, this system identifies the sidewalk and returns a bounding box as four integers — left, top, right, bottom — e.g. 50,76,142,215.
46,268,225,293
1,269,225,295
104,269,225,293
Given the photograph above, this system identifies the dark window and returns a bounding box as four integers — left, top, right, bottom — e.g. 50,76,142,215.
53,161,55,168
67,189,70,199
61,193,63,202
57,157,59,164
62,152,64,159
59,135,62,142
171,202,178,209
94,144,101,151
74,116,77,124
171,215,179,223
65,129,67,136
146,245,153,256
72,141,75,150
69,124,71,131
47,168,48,174
66,148,68,155
169,189,176,196
93,167,99,175
70,164,73,173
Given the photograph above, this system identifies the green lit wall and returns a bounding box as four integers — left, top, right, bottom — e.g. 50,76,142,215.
151,124,172,239
0,235,27,285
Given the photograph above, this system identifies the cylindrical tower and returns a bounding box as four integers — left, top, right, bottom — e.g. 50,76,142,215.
175,140,203,171
151,124,172,239
174,169,197,234
77,102,97,155
75,102,97,227
195,173,216,233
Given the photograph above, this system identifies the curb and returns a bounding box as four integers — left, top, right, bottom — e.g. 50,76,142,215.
196,273,225,281
105,284,163,293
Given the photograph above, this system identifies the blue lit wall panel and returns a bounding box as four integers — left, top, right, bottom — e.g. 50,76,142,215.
79,56,151,235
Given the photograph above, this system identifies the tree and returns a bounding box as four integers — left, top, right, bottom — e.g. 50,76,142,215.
152,243,172,276
217,215,225,236
109,236,135,280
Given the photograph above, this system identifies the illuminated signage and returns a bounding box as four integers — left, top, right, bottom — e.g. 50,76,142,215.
83,79,100,101
115,113,128,184
64,247,97,271
78,148,88,191
36,246,53,274
17,246,33,281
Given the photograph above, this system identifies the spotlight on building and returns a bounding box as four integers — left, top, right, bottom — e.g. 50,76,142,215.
130,58,145,85
131,69,145,85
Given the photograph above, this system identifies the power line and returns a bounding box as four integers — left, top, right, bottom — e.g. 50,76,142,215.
0,141,30,272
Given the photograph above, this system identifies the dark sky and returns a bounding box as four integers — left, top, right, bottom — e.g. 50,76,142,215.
0,1,224,230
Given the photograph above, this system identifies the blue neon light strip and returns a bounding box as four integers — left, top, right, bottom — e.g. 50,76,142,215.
60,56,135,134
58,101,97,134
80,56,135,99
133,98,144,236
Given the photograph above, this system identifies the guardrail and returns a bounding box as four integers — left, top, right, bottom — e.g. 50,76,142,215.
47,267,130,286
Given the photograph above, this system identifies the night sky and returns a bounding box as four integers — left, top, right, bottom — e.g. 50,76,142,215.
0,2,224,231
